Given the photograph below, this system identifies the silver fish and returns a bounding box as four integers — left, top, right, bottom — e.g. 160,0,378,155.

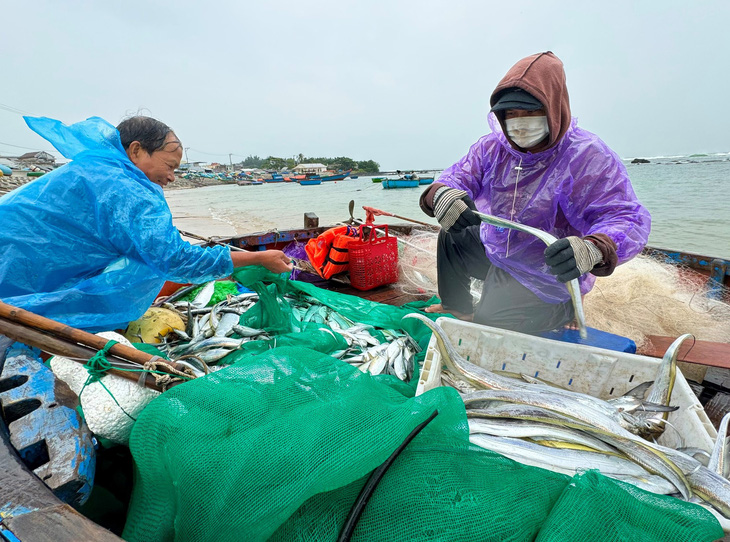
195,348,237,364
232,324,267,338
403,313,649,434
472,211,586,338
638,333,693,440
469,433,658,480
215,312,240,337
463,389,692,499
468,417,618,454
660,445,730,517
709,412,730,478
192,281,216,308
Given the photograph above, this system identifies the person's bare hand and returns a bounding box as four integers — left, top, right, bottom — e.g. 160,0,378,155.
258,250,294,274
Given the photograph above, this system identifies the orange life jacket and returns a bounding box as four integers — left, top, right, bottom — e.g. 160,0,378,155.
305,225,359,279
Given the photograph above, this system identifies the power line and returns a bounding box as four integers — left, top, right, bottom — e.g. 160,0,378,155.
0,102,34,116
0,141,60,154
188,149,255,159
188,148,231,157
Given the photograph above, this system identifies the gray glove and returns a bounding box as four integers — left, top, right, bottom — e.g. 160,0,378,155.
544,236,603,283
433,187,481,233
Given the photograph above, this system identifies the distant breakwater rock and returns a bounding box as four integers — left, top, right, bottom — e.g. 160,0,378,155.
0,173,230,196
165,176,230,191
631,158,651,164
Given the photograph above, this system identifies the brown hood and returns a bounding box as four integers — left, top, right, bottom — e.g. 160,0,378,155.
490,51,571,151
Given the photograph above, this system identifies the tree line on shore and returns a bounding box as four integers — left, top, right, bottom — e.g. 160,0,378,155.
238,154,380,173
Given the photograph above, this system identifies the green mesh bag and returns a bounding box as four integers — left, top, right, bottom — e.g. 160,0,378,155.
535,470,723,542
122,347,722,542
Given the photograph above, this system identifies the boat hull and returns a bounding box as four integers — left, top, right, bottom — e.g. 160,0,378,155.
382,179,419,189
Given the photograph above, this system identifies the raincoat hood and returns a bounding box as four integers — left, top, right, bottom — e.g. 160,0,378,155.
490,51,571,151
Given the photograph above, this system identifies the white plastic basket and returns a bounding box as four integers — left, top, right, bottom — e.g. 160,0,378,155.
419,317,717,453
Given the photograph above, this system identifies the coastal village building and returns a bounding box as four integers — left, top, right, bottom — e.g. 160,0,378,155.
293,163,327,175
18,151,56,166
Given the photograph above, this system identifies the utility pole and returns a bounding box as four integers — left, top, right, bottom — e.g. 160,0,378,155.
184,147,190,164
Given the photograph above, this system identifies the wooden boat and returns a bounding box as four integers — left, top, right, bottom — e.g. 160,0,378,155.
265,173,285,183
350,175,359,179
418,177,434,185
382,178,419,189
299,179,322,186
371,177,385,183
1,217,729,541
641,246,730,298
307,169,352,182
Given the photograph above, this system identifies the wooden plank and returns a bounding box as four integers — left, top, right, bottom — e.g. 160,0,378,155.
383,293,429,307
3,504,122,542
641,335,730,369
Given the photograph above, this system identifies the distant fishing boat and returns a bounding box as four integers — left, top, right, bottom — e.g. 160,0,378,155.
381,178,420,189
299,179,322,186
307,169,352,182
266,173,285,183
350,175,359,179
372,177,385,183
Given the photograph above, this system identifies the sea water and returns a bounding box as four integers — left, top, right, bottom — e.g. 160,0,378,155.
166,153,730,260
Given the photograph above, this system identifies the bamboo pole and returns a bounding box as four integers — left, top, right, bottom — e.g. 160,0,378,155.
0,301,162,367
0,317,163,391
0,301,192,391
361,206,434,228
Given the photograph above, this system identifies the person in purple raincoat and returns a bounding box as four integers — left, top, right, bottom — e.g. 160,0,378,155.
419,51,651,333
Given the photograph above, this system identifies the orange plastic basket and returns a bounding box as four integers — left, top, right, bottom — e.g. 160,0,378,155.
348,224,399,291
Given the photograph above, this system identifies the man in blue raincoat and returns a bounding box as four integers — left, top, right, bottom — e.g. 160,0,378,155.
0,116,292,331
420,52,651,333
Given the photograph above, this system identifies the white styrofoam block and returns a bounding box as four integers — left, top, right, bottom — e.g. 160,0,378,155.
49,331,160,445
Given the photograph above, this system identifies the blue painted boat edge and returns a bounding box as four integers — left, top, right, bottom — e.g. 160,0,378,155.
642,246,730,296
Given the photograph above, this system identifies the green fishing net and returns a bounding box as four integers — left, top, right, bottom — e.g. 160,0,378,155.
535,470,722,542
121,270,723,542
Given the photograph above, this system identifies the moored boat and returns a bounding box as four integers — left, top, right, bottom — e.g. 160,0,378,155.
307,169,352,182
418,177,434,185
266,173,285,183
299,179,322,186
371,177,385,183
382,178,420,189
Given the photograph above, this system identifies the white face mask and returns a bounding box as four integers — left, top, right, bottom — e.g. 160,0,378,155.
505,115,549,149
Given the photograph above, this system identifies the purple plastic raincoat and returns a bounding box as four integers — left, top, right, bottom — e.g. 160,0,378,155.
438,113,651,304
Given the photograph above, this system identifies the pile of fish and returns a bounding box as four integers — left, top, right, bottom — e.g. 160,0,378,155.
150,281,418,382
405,313,730,523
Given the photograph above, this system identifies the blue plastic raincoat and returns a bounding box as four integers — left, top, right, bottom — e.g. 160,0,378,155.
439,113,651,304
0,117,232,331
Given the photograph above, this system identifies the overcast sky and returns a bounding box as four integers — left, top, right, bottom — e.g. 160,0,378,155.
2,1,728,170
